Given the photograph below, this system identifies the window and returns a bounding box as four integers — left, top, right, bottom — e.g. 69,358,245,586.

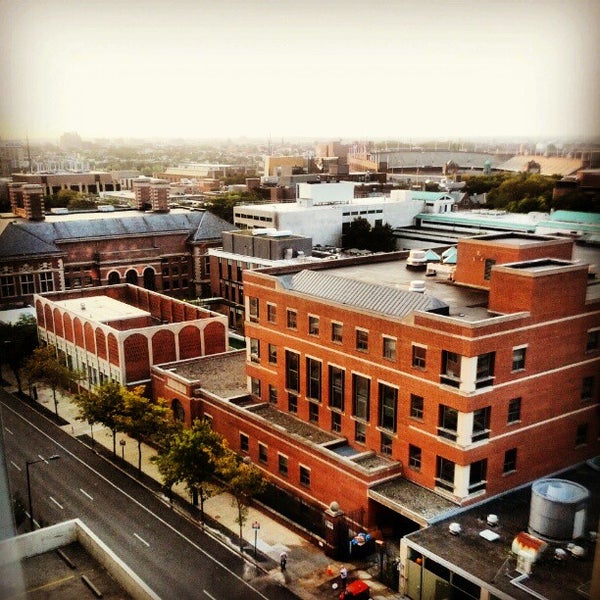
268,344,277,364
472,406,491,442
484,258,496,280
286,309,297,329
20,273,35,295
267,303,277,323
412,345,426,369
512,346,527,371
383,336,396,360
331,322,343,343
441,350,461,387
586,329,599,352
410,394,424,419
436,456,455,492
240,433,249,453
39,271,54,293
248,297,259,321
331,412,342,433
251,377,261,397
306,358,322,401
268,385,278,404
309,402,319,423
503,448,517,474
352,374,370,421
0,276,16,298
355,421,366,444
308,315,320,336
249,338,260,362
329,366,345,411
258,443,268,464
581,376,594,402
476,352,495,387
508,397,521,423
438,405,458,441
278,454,288,476
378,383,398,432
468,459,487,493
300,465,311,487
356,329,369,352
381,433,393,456
288,393,298,414
285,351,300,392
575,423,588,447
409,445,422,471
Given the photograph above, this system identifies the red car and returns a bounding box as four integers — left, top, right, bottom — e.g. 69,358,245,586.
339,579,370,600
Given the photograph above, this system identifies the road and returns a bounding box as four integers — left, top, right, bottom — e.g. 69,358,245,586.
0,388,299,600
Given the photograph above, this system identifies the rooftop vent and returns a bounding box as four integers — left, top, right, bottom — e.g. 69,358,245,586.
449,522,461,535
409,280,426,293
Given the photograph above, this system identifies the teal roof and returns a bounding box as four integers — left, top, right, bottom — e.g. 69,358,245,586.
549,211,600,225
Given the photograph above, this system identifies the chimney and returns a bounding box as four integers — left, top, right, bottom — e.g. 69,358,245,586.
10,182,45,220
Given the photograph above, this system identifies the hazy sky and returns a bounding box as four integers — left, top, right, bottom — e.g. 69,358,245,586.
1,0,599,142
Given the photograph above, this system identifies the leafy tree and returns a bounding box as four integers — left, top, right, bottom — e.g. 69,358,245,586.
22,345,73,417
74,381,126,455
0,314,38,392
218,452,266,551
152,418,227,525
116,388,172,471
343,217,372,250
370,222,397,252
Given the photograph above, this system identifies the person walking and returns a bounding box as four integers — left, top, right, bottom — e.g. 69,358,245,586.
280,551,288,571
339,565,348,590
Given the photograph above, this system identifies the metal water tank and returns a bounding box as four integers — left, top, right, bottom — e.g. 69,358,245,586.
528,479,589,541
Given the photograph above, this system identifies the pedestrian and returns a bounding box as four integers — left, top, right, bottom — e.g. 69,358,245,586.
280,551,288,571
339,565,348,589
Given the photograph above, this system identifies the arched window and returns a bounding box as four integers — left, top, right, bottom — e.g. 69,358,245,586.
108,272,120,285
171,399,185,422
125,269,138,285
143,267,156,291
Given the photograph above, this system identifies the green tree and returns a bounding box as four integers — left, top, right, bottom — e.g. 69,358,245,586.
0,314,38,392
370,222,397,252
343,217,372,250
152,418,227,526
22,345,73,417
219,452,266,551
116,387,172,471
74,381,126,455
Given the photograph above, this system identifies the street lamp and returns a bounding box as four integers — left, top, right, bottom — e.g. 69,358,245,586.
26,454,60,531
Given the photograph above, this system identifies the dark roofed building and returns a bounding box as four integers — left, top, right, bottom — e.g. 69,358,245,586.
0,208,236,309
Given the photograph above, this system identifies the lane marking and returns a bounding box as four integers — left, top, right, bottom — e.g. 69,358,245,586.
49,496,64,510
5,426,13,435
10,460,21,472
80,488,94,501
134,533,150,547
203,591,217,599
0,397,271,600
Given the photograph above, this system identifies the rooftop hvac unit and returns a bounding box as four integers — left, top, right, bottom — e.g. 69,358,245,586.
528,478,589,542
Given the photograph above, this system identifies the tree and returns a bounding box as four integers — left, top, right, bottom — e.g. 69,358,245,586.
0,314,38,392
116,387,172,471
218,452,266,551
73,381,126,455
343,217,372,250
370,222,397,252
152,418,227,525
22,345,73,417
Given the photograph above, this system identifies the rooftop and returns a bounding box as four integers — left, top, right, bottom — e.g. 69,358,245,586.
55,296,150,323
404,462,600,600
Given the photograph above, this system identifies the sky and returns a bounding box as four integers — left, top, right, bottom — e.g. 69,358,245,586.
1,0,599,143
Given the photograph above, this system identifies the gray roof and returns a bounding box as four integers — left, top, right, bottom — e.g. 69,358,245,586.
279,269,448,317
0,210,236,259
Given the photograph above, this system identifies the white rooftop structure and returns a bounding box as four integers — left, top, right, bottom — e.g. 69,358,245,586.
55,296,150,323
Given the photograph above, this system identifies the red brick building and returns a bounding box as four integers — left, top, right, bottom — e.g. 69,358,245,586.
234,233,599,533
34,284,228,389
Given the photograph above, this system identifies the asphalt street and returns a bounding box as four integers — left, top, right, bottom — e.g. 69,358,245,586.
1,388,299,600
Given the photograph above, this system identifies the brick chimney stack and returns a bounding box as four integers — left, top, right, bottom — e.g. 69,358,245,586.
9,182,45,220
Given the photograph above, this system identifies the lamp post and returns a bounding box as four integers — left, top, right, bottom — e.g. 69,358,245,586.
26,454,60,531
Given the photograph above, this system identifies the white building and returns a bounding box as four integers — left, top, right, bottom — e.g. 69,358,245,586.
233,182,455,246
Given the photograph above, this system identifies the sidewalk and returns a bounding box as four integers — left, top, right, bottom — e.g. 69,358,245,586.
4,378,404,600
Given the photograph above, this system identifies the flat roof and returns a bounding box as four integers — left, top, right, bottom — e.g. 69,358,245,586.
404,463,600,600
55,296,150,323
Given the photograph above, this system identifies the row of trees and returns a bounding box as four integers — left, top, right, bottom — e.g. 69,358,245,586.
343,217,397,252
74,381,265,546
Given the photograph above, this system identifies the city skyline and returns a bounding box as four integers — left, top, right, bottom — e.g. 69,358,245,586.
1,0,599,143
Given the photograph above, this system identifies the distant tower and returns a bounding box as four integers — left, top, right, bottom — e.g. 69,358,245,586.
150,179,169,213
133,178,151,210
9,182,45,220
